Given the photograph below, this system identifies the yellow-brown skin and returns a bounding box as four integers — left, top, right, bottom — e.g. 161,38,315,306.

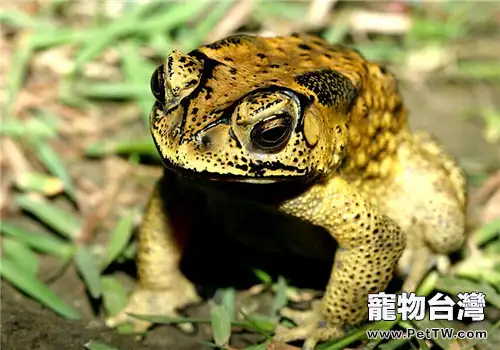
106,34,466,349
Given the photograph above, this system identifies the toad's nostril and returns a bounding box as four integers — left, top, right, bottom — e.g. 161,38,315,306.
193,132,212,149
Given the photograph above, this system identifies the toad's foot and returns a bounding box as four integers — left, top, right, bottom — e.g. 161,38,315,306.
105,276,201,333
274,300,344,350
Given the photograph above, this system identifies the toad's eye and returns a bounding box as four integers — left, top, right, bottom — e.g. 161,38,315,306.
250,114,293,153
150,64,166,104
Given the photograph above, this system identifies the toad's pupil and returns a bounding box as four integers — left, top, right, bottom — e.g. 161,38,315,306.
261,126,288,143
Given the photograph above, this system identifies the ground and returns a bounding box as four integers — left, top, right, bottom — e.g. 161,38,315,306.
1,1,500,350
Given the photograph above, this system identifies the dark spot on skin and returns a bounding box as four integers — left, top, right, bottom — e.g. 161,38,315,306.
269,64,280,68
230,68,237,75
229,135,242,149
203,86,214,100
380,65,388,74
246,159,305,177
183,60,197,69
296,69,357,107
298,43,312,51
235,164,248,171
257,53,266,59
324,53,332,59
166,56,174,78
393,102,403,114
223,57,233,62
185,79,197,88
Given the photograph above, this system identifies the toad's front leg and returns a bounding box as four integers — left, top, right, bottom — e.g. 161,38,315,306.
106,174,201,332
275,177,405,349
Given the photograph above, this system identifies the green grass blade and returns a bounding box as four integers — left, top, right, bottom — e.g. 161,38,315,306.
134,0,207,36
3,36,33,119
101,212,136,271
254,1,308,21
2,237,39,276
210,304,232,347
474,217,500,246
271,276,288,316
74,246,102,299
120,242,137,262
100,275,134,333
84,340,119,350
0,221,74,258
85,139,158,158
72,1,206,72
0,257,80,319
32,28,88,49
31,141,76,199
1,116,57,139
70,3,152,72
456,60,500,81
218,287,236,321
15,195,81,239
178,0,235,51
0,9,53,29
323,12,351,43
241,344,268,350
15,172,64,196
119,42,156,126
129,314,208,325
416,338,430,350
377,338,411,349
435,276,500,309
101,276,129,317
73,82,150,100
411,318,456,350
485,240,500,255
252,268,272,285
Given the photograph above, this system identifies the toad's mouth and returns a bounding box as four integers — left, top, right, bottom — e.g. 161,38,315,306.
161,157,315,203
160,155,313,185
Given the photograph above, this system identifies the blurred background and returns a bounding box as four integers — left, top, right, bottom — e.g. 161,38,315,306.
1,1,500,350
